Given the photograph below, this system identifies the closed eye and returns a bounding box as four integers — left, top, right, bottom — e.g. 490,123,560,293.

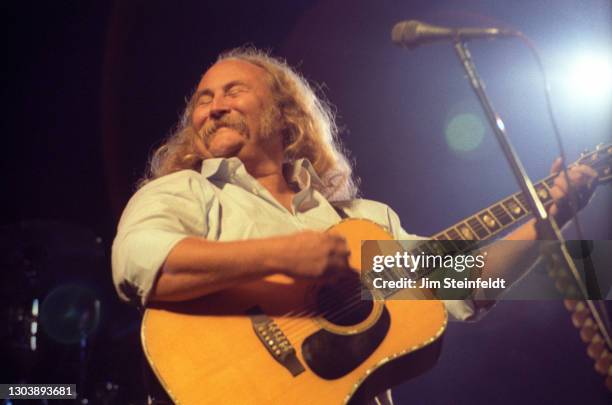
226,85,248,97
197,94,213,105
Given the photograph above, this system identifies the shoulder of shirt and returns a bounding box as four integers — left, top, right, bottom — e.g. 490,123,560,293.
134,169,209,194
126,170,215,207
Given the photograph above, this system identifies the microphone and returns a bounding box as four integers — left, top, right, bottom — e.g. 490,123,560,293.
391,20,517,49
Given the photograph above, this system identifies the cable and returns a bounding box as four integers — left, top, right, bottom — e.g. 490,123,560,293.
513,32,588,241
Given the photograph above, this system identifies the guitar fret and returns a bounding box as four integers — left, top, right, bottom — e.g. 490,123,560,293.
418,242,434,256
428,240,451,255
503,197,526,219
447,228,462,240
443,229,465,252
457,222,477,240
491,204,512,226
534,183,552,203
467,217,489,239
433,233,463,253
478,210,501,233
449,228,478,253
516,193,529,210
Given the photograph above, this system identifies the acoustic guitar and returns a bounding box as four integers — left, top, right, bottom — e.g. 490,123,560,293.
142,144,611,404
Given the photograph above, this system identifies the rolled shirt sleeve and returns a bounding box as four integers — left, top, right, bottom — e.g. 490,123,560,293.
112,171,212,307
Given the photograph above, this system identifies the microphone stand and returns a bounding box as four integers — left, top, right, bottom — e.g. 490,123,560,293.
451,39,611,348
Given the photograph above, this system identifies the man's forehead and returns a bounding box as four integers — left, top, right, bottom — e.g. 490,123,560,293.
197,59,269,91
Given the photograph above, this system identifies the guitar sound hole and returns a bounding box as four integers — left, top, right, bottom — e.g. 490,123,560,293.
316,274,373,326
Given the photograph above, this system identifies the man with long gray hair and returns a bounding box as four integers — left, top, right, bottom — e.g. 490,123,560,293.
112,47,597,404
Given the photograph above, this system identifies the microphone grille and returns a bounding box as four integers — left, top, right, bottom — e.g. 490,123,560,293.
391,20,420,47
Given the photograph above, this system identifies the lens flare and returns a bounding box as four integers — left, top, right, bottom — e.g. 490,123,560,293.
445,113,485,153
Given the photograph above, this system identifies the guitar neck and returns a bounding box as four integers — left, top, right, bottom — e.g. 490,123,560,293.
369,175,559,299
369,143,611,297
433,174,557,243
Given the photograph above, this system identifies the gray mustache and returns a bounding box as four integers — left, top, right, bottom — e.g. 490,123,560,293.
201,115,249,142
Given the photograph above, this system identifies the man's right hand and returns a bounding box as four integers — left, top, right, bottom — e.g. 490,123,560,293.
273,231,351,279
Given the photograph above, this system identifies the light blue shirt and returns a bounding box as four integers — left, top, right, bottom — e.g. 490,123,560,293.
112,158,483,320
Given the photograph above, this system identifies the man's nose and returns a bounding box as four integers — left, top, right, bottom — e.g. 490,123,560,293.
209,95,230,119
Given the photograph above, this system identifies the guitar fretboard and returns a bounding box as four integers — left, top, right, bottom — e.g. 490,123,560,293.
432,175,556,244
367,174,558,299
367,143,611,299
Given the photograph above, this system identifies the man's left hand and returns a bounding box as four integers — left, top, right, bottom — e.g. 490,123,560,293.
548,157,598,226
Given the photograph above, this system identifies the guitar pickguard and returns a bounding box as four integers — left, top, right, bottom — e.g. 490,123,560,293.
302,306,391,380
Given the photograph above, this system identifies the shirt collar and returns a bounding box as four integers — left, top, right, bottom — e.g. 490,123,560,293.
200,157,323,192
285,158,324,191
200,157,243,180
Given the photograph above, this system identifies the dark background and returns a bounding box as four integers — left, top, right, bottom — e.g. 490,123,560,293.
2,0,611,403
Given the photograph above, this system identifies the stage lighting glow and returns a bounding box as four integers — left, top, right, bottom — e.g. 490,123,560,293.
445,113,485,153
566,52,612,101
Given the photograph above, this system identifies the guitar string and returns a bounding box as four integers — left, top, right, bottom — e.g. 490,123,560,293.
279,287,371,339
281,266,440,339
282,286,401,342
278,257,458,336
278,274,410,339
273,284,359,330
274,280,366,331
279,239,485,337
273,272,391,333
279,240,479,338
276,247,432,331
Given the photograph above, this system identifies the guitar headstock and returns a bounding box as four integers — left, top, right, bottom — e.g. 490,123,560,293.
575,143,612,184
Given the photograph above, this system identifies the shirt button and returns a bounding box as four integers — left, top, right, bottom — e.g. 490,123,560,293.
252,188,259,195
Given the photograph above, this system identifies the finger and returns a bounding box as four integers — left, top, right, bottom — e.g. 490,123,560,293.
330,234,349,252
554,165,590,190
550,157,563,175
331,253,350,268
566,167,594,189
574,165,599,182
328,233,347,243
552,174,568,197
333,245,351,259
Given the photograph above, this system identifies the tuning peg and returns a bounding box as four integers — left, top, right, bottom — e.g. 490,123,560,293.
566,285,580,299
587,334,605,359
575,301,588,313
580,318,598,342
564,299,579,311
595,349,610,375
572,308,590,328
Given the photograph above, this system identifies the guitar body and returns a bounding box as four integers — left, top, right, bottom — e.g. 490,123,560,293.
140,143,612,403
142,219,447,404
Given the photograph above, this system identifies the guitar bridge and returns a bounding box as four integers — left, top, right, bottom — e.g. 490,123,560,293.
247,306,305,377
